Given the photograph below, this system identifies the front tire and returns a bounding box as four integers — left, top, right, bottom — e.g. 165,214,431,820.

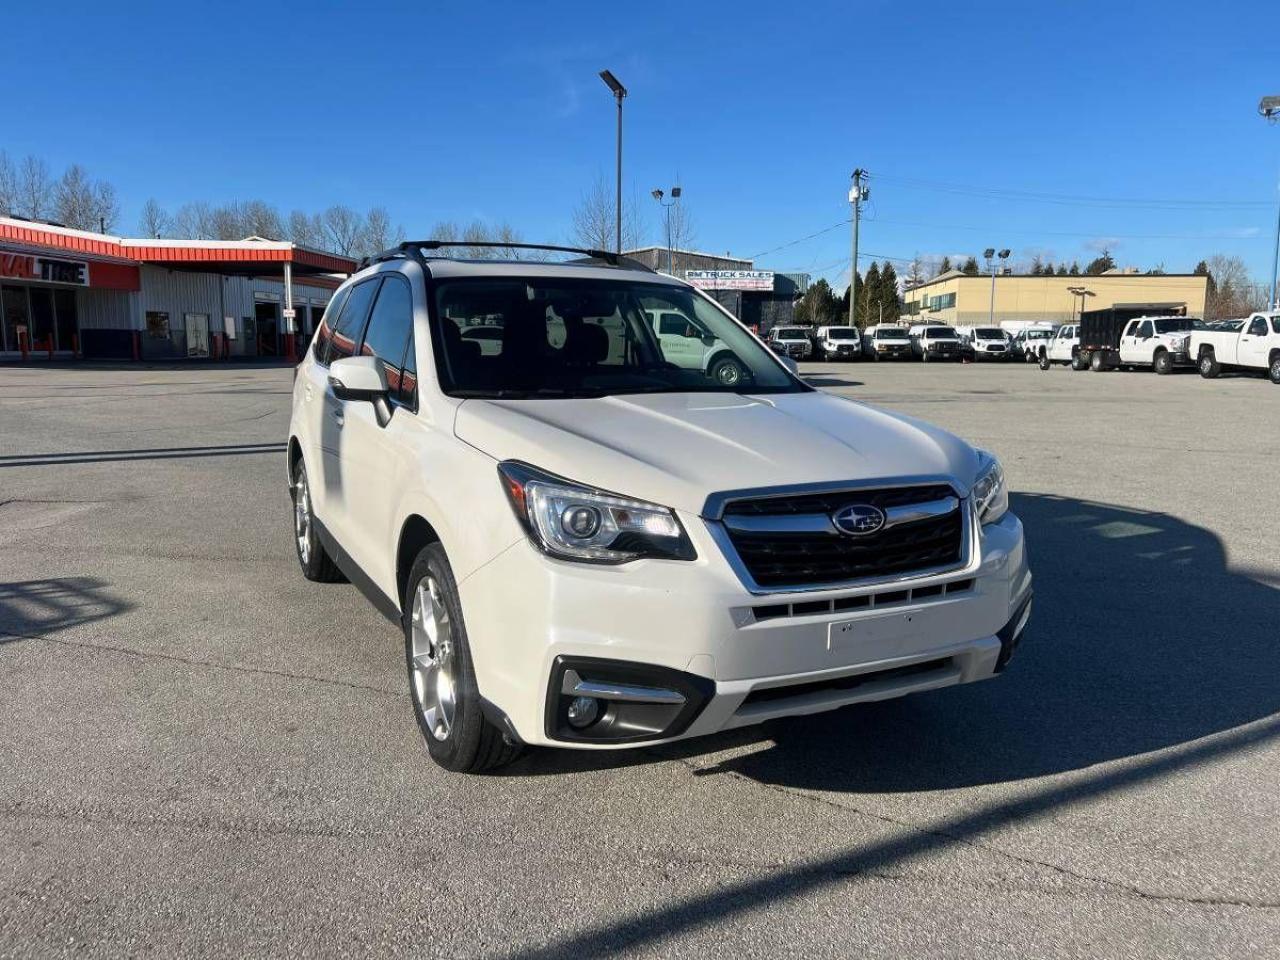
292,459,344,582
1198,352,1220,379
1153,350,1173,375
1039,353,1051,371
404,543,522,773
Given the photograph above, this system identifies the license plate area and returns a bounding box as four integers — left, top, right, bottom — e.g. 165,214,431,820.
828,610,927,660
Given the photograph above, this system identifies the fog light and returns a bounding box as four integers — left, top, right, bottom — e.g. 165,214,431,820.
566,696,600,729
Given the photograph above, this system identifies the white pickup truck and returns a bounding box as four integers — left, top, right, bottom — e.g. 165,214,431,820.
1190,311,1280,383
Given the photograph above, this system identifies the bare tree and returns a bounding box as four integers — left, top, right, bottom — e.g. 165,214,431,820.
0,152,17,216
138,198,169,237
173,202,214,239
571,175,642,252
18,156,53,220
287,210,324,248
320,205,364,256
666,198,696,255
359,206,405,258
238,200,284,239
1203,254,1258,320
52,164,119,232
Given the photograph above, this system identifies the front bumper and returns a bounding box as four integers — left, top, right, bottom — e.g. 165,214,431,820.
460,508,1032,749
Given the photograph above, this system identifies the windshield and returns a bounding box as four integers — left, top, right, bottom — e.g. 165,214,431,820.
1153,318,1193,334
431,278,806,398
826,328,859,340
924,327,958,339
775,327,808,339
1026,329,1053,340
875,328,910,341
975,327,1004,338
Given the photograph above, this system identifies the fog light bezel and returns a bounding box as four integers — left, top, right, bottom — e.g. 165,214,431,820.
545,656,715,744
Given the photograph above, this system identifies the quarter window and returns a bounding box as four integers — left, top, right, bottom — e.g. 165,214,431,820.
311,285,351,364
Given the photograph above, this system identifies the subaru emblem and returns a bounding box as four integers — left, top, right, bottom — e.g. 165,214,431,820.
832,503,886,537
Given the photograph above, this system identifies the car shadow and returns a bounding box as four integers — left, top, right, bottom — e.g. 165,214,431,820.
504,493,1280,789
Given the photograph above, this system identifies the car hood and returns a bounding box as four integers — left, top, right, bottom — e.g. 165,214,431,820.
454,391,980,516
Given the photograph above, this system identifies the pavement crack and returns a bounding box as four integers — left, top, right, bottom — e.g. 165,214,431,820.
1,630,400,699
652,752,1280,911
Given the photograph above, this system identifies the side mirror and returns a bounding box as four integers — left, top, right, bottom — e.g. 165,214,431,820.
780,356,799,375
329,356,389,401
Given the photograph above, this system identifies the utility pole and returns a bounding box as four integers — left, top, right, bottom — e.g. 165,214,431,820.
849,169,867,326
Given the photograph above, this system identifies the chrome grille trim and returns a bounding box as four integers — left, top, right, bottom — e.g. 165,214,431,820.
704,477,976,596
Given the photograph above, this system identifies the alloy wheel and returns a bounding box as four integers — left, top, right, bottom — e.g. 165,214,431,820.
294,470,312,565
410,576,457,741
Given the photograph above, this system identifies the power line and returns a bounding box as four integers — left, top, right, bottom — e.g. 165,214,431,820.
862,213,1265,242
872,174,1272,210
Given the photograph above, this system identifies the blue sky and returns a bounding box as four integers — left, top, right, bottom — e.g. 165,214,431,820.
5,0,1279,286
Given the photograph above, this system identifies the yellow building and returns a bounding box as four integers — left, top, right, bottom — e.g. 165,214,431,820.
902,270,1208,327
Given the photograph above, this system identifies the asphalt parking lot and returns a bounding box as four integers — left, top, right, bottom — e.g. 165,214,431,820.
2,359,1278,958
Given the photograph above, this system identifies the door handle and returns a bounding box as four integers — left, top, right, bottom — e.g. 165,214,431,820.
331,407,344,427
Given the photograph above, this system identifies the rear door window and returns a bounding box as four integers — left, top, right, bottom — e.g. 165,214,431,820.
328,279,380,363
357,275,416,406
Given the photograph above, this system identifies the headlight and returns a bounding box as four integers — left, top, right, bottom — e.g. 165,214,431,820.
971,453,1008,526
498,462,696,564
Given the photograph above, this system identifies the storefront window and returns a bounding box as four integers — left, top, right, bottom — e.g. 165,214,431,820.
2,284,30,352
54,290,77,351
29,288,55,349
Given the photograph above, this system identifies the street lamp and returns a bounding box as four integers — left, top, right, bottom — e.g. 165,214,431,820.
652,186,682,275
1067,285,1095,325
600,70,627,254
1260,94,1280,309
985,248,1011,325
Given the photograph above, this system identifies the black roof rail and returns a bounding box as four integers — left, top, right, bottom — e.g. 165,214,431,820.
357,240,656,274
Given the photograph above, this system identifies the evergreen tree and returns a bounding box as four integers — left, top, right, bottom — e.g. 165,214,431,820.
1055,263,1068,276
860,262,881,325
961,256,980,276
937,256,952,275
1084,249,1117,275
1194,259,1217,302
1068,262,1081,276
1029,256,1045,276
879,262,901,324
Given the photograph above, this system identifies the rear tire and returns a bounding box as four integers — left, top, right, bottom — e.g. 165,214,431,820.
1270,356,1280,385
710,356,747,386
1090,350,1107,372
1038,353,1050,371
404,543,522,774
1071,354,1086,371
1198,352,1220,379
291,459,344,583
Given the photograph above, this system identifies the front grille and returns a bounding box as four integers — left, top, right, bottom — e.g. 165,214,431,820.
721,484,965,589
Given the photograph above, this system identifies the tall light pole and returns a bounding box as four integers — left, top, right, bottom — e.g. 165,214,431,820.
849,169,868,326
600,70,627,254
651,186,681,275
1261,95,1280,309
1067,285,1095,325
985,248,1011,325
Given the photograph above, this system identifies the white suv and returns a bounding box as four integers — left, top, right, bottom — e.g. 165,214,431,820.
288,242,1032,773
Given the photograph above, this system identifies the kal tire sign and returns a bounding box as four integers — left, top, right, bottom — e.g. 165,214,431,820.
0,253,90,286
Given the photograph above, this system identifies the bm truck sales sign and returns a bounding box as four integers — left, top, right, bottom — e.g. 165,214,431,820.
684,270,774,291
0,252,91,286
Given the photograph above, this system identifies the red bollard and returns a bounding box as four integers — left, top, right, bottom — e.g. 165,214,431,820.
18,331,28,362
46,337,54,360
72,334,80,359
